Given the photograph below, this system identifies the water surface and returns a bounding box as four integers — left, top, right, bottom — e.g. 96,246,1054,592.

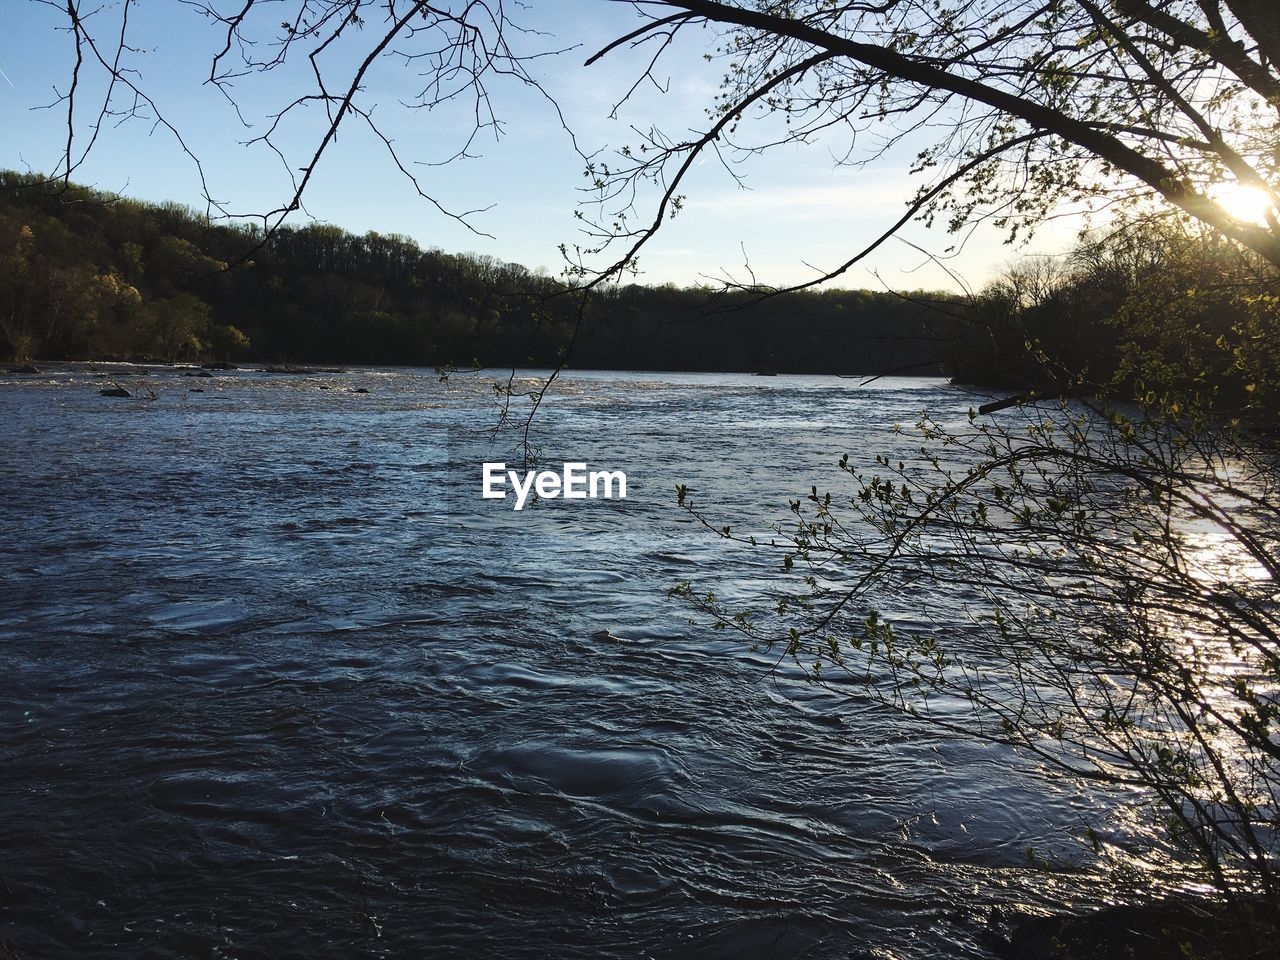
1,365,1128,958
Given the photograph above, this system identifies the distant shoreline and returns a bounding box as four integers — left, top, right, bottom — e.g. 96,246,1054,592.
5,358,958,380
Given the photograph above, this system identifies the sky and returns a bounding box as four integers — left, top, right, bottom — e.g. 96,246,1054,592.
0,1,1081,292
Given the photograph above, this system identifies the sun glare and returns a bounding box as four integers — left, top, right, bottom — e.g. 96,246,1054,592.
1209,182,1277,226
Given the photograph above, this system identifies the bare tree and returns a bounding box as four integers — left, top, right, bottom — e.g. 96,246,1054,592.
675,387,1280,912
34,1,1280,288
575,0,1280,288
35,0,578,246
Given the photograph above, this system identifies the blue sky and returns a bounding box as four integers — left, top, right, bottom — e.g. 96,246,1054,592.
0,1,1077,291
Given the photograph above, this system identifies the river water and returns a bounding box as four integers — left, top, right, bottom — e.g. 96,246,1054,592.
0,365,1149,958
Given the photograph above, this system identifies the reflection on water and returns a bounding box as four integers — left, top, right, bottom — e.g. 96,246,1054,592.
0,364,1135,958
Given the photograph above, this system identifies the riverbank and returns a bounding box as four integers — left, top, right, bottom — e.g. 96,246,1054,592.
999,896,1277,959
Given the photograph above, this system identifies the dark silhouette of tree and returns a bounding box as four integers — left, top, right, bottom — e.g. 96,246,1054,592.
570,0,1280,286
674,213,1280,920
0,171,957,371
31,2,1277,284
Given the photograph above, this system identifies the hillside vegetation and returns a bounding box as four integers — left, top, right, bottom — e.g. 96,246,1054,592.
0,172,955,374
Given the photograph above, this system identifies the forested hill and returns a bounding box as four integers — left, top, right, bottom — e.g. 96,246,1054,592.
0,172,957,373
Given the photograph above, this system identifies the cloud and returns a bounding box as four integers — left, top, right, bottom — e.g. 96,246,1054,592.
687,177,917,219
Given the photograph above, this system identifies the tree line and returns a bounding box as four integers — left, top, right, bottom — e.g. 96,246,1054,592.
5,171,1272,422
954,215,1280,425
0,171,957,375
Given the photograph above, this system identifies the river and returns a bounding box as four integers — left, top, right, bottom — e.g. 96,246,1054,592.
0,365,1144,958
